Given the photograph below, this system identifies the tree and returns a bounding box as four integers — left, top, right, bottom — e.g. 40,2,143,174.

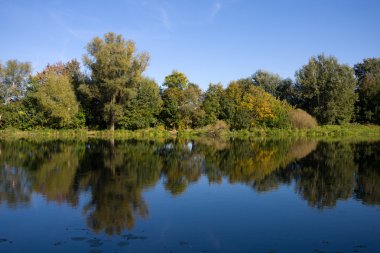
163,70,189,90
276,78,297,105
354,58,380,124
160,71,205,129
120,78,163,130
160,86,182,129
295,54,357,124
35,60,85,100
252,70,282,97
181,83,205,128
221,80,249,129
31,70,80,128
202,83,224,125
0,60,31,104
0,60,85,130
80,32,149,131
221,79,291,129
252,70,297,105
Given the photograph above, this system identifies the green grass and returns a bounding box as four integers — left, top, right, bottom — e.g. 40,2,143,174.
0,128,174,141
228,124,380,141
0,124,379,141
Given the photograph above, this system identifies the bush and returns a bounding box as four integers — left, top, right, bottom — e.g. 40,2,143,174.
200,120,229,137
289,109,318,129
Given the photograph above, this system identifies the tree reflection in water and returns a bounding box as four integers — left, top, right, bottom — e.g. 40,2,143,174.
0,138,379,234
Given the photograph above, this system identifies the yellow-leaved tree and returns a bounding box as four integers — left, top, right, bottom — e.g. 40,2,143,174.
222,78,291,129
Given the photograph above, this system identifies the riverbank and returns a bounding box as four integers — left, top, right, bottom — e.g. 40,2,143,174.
0,124,380,141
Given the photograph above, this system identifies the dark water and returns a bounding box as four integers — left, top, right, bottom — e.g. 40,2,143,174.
0,138,379,253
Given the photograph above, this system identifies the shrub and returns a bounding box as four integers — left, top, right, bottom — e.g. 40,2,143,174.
201,120,229,137
289,109,318,129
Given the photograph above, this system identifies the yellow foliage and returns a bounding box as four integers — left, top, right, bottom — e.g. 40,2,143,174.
240,86,281,126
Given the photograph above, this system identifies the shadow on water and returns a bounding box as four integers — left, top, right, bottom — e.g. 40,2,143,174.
1,138,380,234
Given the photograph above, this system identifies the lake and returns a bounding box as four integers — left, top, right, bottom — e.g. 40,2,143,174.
0,138,379,253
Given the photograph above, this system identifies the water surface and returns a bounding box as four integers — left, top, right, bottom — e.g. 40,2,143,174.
0,139,379,253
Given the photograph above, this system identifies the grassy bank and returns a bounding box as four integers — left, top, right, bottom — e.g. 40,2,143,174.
0,124,380,141
177,124,380,142
0,128,174,141
231,124,380,139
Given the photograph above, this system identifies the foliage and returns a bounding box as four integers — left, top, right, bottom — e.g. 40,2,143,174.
0,60,31,104
163,70,189,90
181,83,205,128
80,32,149,130
289,108,318,129
221,79,291,130
202,83,224,125
354,58,380,124
0,97,44,130
295,54,357,124
276,78,297,105
252,71,297,106
252,70,282,96
0,61,84,130
160,71,205,129
36,60,85,98
119,78,163,130
198,120,229,137
31,71,80,128
160,85,182,129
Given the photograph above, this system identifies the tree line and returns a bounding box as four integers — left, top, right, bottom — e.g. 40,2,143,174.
0,32,379,131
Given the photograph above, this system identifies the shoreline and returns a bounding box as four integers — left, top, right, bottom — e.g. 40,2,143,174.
0,124,379,141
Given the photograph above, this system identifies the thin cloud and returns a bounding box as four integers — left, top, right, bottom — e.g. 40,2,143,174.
48,7,99,41
210,2,222,19
158,7,171,30
49,11,87,40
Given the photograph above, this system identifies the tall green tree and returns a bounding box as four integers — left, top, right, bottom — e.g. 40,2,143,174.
276,78,297,105
295,54,357,124
354,58,380,124
0,60,31,104
252,70,282,97
120,78,163,130
163,70,189,90
160,85,182,129
252,70,297,105
80,32,149,130
160,71,205,129
202,83,224,125
181,83,205,128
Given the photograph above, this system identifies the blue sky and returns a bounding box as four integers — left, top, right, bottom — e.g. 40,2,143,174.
1,0,379,90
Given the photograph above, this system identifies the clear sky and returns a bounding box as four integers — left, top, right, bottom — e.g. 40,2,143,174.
1,0,379,90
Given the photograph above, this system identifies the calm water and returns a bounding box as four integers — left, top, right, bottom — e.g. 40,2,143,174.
0,138,379,253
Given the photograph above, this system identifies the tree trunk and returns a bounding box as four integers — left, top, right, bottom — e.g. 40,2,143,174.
109,95,116,131
109,112,115,131
109,119,115,131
